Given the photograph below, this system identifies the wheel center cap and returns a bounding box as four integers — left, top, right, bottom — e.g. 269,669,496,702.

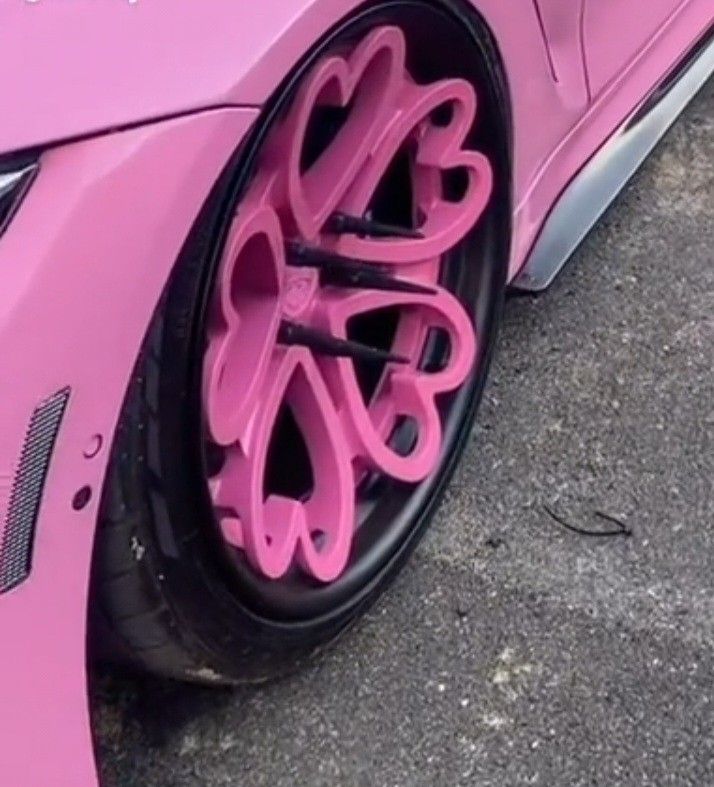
282,268,319,318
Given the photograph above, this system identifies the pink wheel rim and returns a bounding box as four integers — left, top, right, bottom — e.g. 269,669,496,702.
202,25,493,583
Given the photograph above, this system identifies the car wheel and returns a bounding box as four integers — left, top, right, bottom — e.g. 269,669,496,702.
91,0,510,684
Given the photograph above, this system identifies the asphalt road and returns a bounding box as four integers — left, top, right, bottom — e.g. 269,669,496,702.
95,79,713,787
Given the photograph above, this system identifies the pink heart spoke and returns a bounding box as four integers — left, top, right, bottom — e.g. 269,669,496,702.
203,197,285,447
281,25,406,241
315,285,477,482
330,77,493,263
213,347,355,582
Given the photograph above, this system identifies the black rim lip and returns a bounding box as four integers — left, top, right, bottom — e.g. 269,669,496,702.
173,0,511,626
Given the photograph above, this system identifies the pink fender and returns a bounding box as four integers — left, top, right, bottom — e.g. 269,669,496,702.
0,0,578,228
0,108,258,787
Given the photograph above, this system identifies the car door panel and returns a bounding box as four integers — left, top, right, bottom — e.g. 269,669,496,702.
531,0,590,105
583,0,691,96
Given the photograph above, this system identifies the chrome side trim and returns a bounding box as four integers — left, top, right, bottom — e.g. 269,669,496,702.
0,162,38,238
0,164,36,202
514,33,714,292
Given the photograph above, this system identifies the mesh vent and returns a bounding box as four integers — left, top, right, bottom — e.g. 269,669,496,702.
0,388,70,594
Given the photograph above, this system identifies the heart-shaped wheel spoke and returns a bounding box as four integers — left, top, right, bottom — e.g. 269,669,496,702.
203,199,285,447
202,24,492,582
213,348,355,582
313,284,477,482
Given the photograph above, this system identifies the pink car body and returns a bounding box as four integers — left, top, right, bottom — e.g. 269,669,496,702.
0,2,711,784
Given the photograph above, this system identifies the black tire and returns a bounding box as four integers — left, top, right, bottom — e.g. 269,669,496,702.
89,0,511,685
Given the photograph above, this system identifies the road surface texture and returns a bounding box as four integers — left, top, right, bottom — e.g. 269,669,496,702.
95,79,713,787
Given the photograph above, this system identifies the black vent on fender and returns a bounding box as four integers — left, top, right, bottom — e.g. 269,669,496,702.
0,388,70,594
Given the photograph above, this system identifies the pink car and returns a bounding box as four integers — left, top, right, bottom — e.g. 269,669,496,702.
0,2,711,783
